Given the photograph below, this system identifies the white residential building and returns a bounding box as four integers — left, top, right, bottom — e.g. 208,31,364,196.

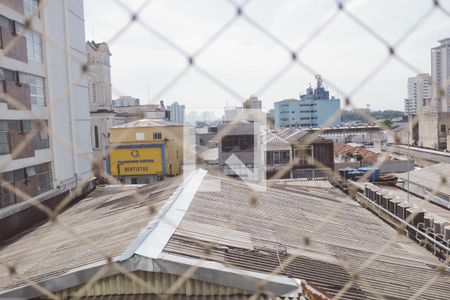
405,73,432,115
167,101,185,123
0,0,93,209
431,38,450,112
112,96,140,107
86,41,115,173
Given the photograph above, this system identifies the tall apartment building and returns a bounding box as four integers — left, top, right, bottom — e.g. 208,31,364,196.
112,95,140,107
0,1,92,209
86,41,115,173
431,38,450,112
274,99,300,128
167,101,185,123
274,75,341,128
405,73,432,115
243,95,262,109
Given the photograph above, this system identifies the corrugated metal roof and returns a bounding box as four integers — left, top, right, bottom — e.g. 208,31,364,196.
265,133,290,146
0,177,182,293
397,163,450,196
2,171,450,300
268,179,333,189
163,173,450,300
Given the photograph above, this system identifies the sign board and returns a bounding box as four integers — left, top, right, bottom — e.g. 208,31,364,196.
110,147,163,176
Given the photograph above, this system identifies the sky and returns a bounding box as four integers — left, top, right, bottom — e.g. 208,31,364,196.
84,0,450,114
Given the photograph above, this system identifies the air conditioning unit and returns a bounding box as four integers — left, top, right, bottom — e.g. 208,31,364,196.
444,225,450,243
389,197,403,215
382,193,394,210
406,207,425,227
369,186,380,201
375,190,388,206
424,215,434,230
434,218,445,235
396,202,414,220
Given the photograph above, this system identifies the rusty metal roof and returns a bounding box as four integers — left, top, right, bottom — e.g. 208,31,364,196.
1,170,450,300
164,173,450,300
0,177,182,293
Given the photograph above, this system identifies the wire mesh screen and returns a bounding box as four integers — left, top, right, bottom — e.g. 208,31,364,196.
1,0,450,299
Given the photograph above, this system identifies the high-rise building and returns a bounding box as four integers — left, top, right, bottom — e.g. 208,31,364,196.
243,95,262,109
112,96,140,107
431,38,450,112
0,0,92,208
274,99,300,128
404,98,416,115
86,41,115,173
274,75,341,128
167,101,185,123
405,73,432,115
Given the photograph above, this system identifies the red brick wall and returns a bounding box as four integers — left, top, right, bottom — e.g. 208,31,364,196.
4,80,31,110
1,26,28,63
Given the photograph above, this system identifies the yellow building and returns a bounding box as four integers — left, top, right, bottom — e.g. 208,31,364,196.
108,119,184,184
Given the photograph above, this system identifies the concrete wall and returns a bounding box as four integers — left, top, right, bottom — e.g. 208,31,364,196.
44,0,92,186
418,112,450,149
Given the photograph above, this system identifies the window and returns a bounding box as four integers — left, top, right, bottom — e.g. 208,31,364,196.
92,83,97,103
441,124,446,133
16,24,42,62
13,169,24,182
25,166,36,177
20,120,32,132
153,132,162,140
266,150,290,165
94,126,99,148
222,135,254,152
19,73,45,105
24,0,40,16
0,121,9,155
280,150,289,163
295,146,313,165
266,151,273,164
36,162,52,192
33,120,49,149
0,171,14,208
136,132,145,141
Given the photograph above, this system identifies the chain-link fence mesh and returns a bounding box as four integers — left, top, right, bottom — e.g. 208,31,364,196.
1,0,450,299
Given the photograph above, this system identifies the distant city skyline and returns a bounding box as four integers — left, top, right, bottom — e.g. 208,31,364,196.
85,0,450,112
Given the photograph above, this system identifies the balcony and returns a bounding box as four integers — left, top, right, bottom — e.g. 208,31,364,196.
1,0,25,14
0,26,28,63
1,80,31,110
9,129,35,159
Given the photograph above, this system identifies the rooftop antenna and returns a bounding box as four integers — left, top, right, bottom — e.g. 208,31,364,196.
147,84,150,104
92,25,95,41
315,74,323,89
